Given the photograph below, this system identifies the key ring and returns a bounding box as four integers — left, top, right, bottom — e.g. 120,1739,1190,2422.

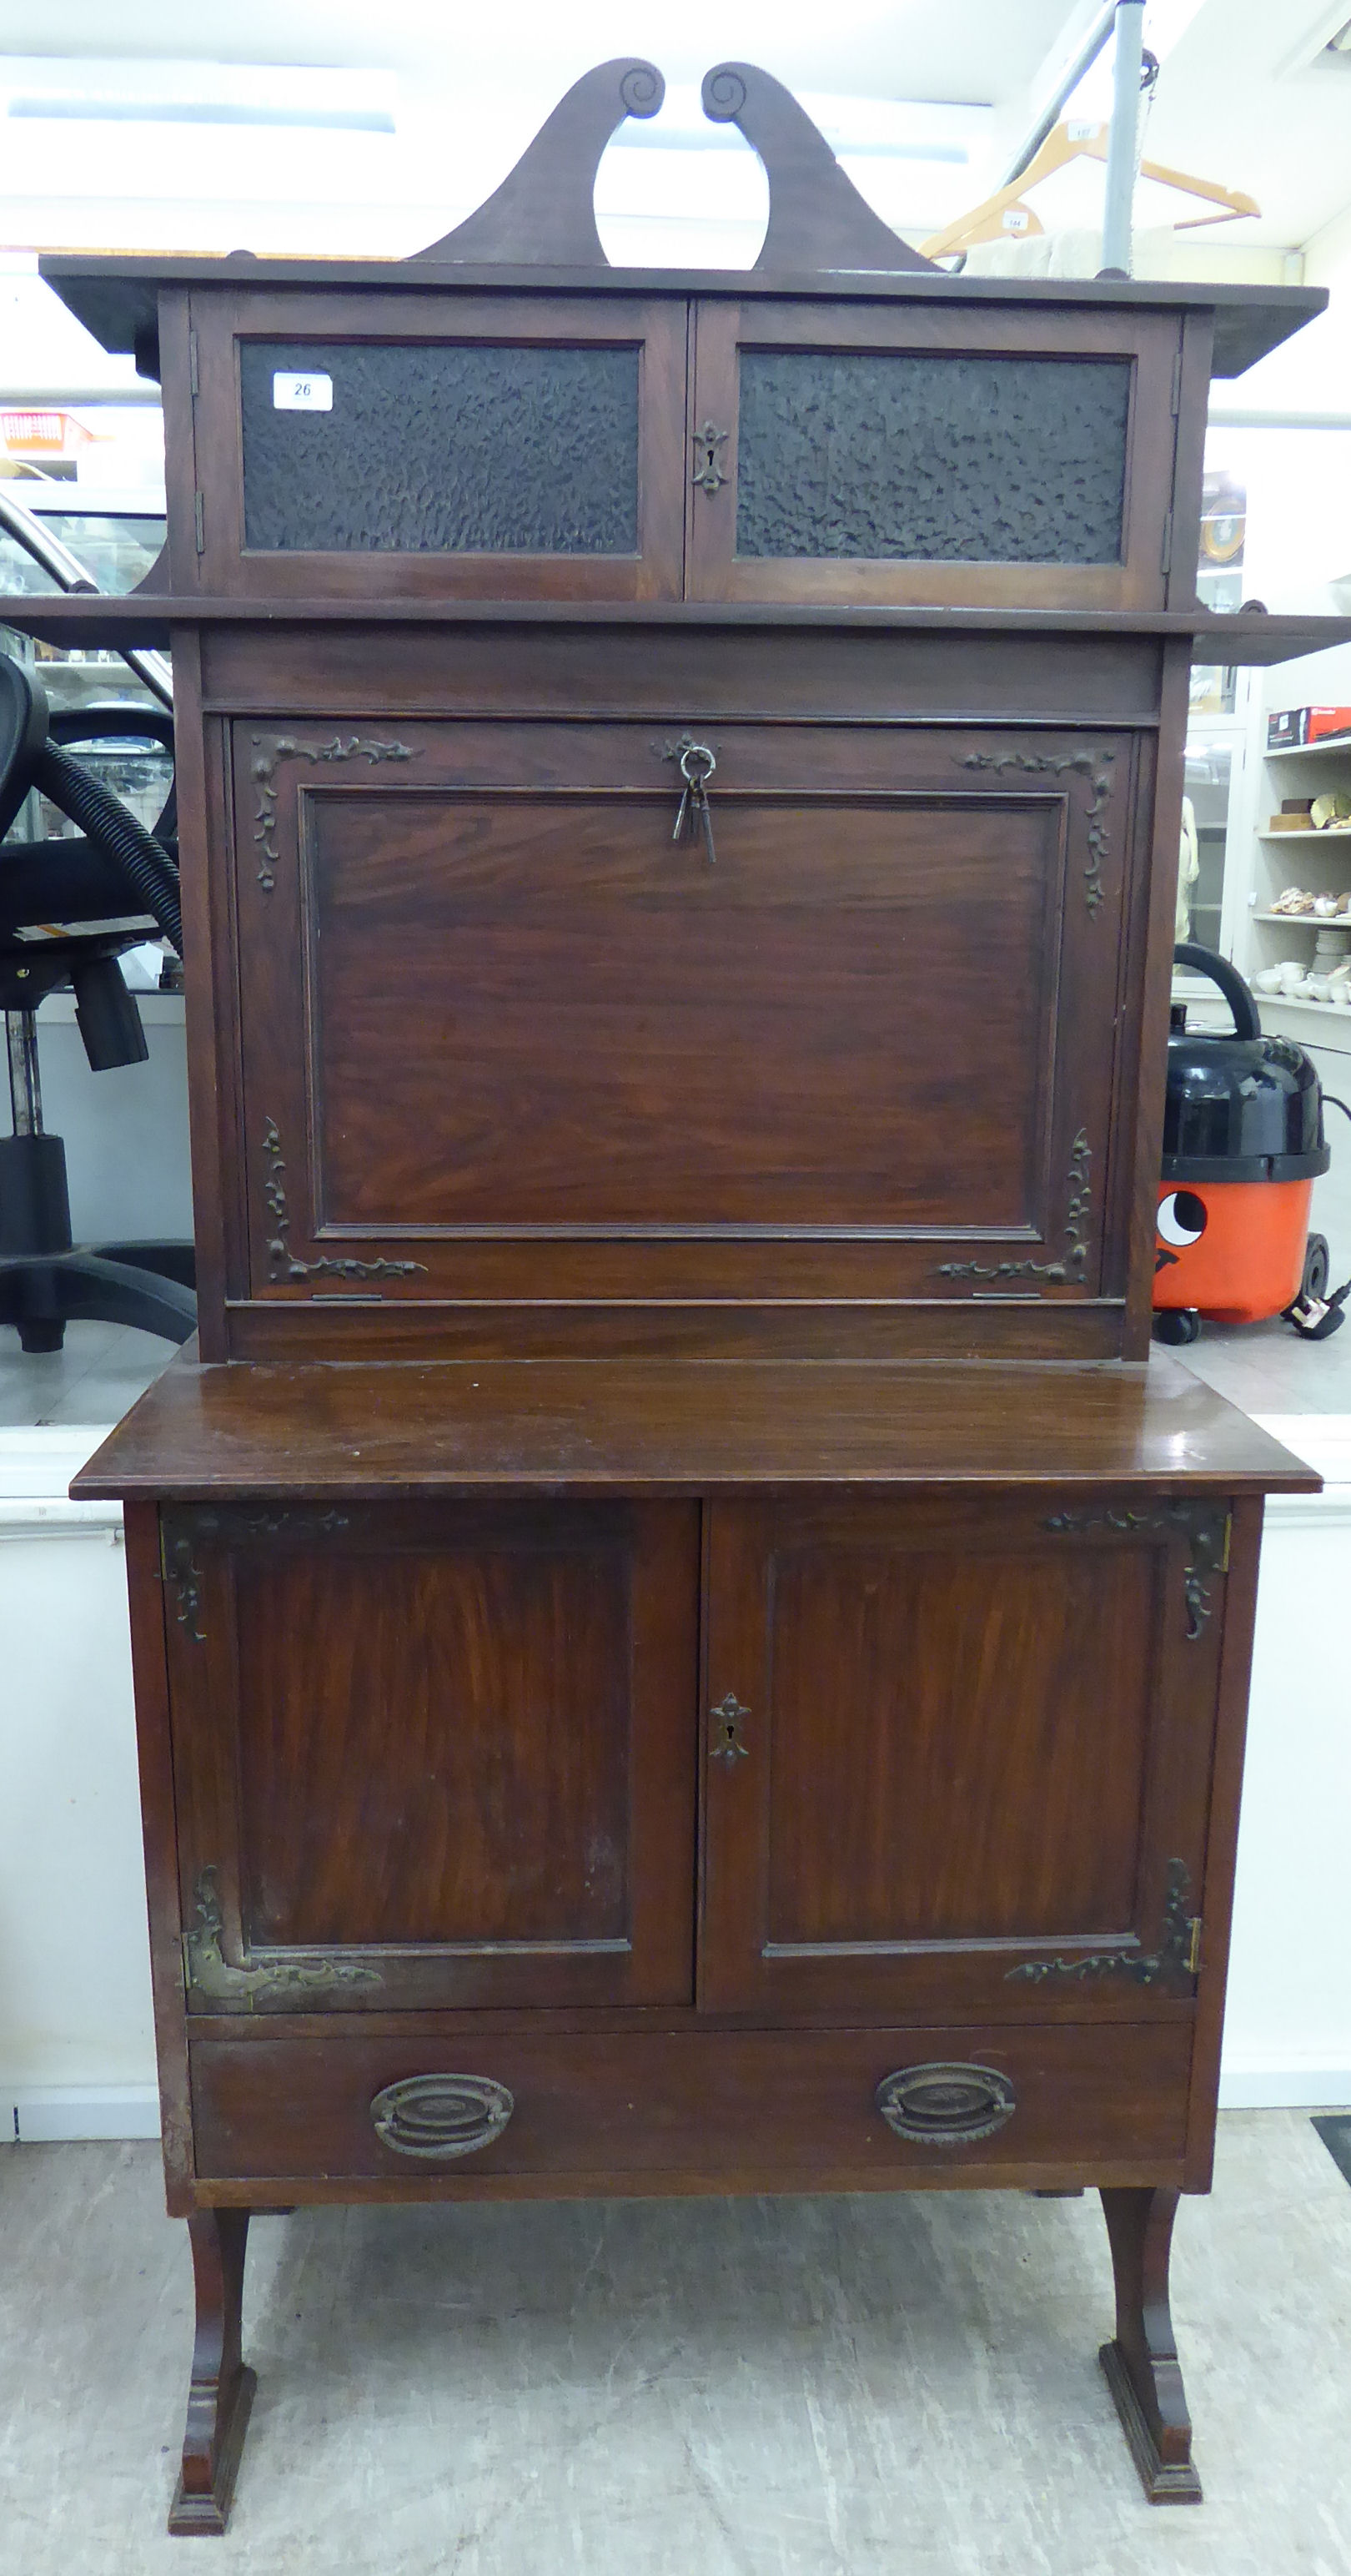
679,741,716,787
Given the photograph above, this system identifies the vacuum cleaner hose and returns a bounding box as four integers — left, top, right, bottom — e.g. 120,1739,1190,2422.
31,741,183,957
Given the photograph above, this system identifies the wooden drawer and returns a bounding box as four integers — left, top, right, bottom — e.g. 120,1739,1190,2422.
189,2023,1193,2193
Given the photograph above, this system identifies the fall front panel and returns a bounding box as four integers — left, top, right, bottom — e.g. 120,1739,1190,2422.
163,1499,699,2010
303,789,1052,1230
228,718,1132,1315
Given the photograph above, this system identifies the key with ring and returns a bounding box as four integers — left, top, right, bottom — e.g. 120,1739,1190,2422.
672,740,718,866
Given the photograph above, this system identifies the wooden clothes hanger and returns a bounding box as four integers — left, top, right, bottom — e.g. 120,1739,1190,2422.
921,118,1258,260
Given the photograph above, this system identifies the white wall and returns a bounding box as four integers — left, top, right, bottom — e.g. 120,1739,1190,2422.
0,1431,157,2141
33,993,193,1245
1218,1417,1351,2106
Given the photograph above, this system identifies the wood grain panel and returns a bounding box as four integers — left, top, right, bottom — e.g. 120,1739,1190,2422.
701,1491,1228,2016
198,617,1168,722
234,1540,632,1945
304,787,1053,1232
166,1499,700,2010
765,1539,1156,1943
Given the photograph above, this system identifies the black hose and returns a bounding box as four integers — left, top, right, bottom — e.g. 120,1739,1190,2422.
31,742,183,955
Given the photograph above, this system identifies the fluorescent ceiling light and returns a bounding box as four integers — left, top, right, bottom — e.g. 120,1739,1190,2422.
610,84,990,164
0,58,397,136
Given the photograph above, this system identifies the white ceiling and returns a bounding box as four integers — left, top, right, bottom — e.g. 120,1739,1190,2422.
3,0,1351,385
0,2,1081,108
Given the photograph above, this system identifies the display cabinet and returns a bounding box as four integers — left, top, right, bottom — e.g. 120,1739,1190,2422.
15,52,1348,2535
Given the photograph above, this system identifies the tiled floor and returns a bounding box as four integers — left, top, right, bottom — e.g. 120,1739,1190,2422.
1178,1306,1351,1413
0,1318,173,1434
1,2115,1349,2575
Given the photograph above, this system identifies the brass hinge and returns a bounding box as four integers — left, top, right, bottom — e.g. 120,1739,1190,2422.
1170,348,1183,415
1187,1915,1203,1977
159,1517,207,1644
1160,508,1173,575
183,1867,379,2010
193,491,205,554
188,328,198,397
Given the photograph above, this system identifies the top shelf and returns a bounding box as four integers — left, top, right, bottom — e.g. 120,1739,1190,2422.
38,255,1325,384
5,595,1351,666
1265,737,1351,760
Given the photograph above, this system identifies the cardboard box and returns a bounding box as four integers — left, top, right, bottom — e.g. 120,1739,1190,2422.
1267,706,1351,748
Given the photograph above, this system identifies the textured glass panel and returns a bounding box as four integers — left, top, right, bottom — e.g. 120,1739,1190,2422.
736,351,1130,564
240,340,639,554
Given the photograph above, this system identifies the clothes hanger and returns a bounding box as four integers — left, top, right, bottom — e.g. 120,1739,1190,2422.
921,118,1258,260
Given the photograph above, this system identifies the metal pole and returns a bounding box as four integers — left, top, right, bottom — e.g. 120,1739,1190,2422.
7,1009,43,1136
1100,0,1145,276
998,0,1118,190
0,486,174,713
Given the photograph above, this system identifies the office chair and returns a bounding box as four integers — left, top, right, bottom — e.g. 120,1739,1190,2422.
0,649,196,1351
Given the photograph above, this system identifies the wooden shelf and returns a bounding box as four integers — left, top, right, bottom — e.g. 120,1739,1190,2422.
1252,994,1351,1019
69,1349,1319,1502
4,591,1351,665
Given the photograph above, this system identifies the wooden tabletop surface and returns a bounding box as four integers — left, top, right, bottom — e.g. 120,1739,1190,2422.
70,1351,1320,1502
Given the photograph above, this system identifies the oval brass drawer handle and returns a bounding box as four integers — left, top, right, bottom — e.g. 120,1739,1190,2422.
370,2074,515,2161
876,2062,1016,2146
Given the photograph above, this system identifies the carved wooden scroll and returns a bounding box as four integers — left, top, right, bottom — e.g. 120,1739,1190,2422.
415,58,664,264
701,62,938,274
414,58,937,276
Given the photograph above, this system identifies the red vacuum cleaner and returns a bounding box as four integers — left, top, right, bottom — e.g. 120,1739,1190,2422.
1153,943,1349,1345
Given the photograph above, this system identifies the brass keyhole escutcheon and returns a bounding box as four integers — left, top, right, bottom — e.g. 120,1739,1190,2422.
709,1692,750,1762
691,420,729,494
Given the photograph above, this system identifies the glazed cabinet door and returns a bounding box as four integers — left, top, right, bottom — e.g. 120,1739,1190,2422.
221,714,1150,1358
181,287,687,600
700,1491,1231,2020
161,1498,698,2012
686,299,1182,610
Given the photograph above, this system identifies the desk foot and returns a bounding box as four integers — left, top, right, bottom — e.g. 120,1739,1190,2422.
1099,2186,1202,2504
168,2210,255,2535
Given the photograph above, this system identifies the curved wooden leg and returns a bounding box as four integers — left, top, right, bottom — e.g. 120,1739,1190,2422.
168,2210,257,2536
1098,2186,1202,2504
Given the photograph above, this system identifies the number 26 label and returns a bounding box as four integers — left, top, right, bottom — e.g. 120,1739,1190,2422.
273,372,333,411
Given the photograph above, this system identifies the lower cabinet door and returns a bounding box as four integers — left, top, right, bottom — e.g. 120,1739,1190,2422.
700,1492,1230,2020
163,1498,699,2011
